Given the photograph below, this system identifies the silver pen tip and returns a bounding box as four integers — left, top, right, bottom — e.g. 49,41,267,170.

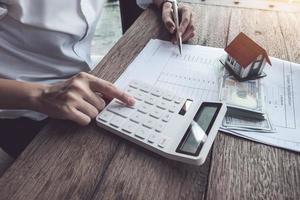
178,37,182,55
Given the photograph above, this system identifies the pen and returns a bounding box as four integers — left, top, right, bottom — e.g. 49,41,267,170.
171,0,182,55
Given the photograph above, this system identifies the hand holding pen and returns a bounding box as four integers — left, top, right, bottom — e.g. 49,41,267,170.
160,0,195,50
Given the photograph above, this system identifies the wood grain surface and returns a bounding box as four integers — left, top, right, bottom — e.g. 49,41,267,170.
0,3,299,200
91,5,231,200
206,8,300,200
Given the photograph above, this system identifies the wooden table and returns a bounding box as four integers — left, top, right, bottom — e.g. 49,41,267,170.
1,1,300,199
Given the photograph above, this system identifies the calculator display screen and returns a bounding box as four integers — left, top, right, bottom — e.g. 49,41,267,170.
195,106,218,133
176,103,222,156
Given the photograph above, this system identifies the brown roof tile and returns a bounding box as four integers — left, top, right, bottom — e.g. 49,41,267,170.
225,32,271,68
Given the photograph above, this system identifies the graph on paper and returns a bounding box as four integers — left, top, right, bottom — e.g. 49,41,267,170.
152,49,224,102
263,58,296,129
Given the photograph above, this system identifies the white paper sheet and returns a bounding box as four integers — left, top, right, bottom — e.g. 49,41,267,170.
221,57,300,152
114,39,300,152
116,39,225,100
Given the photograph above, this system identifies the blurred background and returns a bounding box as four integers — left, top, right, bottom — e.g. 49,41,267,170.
91,0,122,65
91,0,300,65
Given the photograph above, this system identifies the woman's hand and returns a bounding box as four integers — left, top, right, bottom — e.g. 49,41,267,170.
33,72,135,126
161,2,195,44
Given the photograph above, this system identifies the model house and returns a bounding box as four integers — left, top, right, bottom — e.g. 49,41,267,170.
224,32,271,81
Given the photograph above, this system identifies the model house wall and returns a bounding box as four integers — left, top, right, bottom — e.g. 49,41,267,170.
224,32,271,80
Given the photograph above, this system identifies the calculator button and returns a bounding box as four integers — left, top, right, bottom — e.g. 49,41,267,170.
122,121,138,134
129,80,140,89
115,100,124,105
142,117,156,129
115,100,136,109
144,95,157,105
174,96,184,104
157,137,168,148
125,87,142,101
109,115,126,128
107,100,123,109
130,112,145,124
137,103,151,114
97,110,114,122
147,133,159,144
149,107,163,119
151,88,162,97
135,127,149,139
132,100,142,109
162,113,172,122
155,122,166,133
162,92,174,101
107,102,133,118
133,91,146,101
156,99,169,110
139,83,152,93
168,103,180,113
125,87,136,95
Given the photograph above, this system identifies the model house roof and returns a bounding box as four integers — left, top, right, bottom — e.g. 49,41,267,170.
225,32,271,68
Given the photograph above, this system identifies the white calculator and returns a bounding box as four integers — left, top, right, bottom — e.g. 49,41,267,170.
96,80,227,165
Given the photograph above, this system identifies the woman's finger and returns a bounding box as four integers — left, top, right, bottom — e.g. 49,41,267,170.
99,82,134,106
183,31,195,42
86,74,135,106
81,88,106,111
75,98,99,119
162,3,176,34
181,19,195,42
178,6,192,35
171,35,177,44
69,107,91,126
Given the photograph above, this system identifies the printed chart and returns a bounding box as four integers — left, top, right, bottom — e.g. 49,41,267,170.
264,59,296,129
152,49,224,101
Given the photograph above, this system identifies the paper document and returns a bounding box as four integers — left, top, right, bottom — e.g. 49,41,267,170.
221,57,300,152
115,39,300,152
116,39,225,101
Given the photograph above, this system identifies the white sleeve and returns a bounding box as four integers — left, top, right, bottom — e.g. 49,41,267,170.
0,3,8,20
136,0,153,9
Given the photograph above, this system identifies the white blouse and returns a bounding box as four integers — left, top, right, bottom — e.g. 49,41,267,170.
0,0,152,120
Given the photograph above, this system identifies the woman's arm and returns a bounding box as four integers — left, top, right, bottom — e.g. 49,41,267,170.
0,78,46,110
0,73,135,125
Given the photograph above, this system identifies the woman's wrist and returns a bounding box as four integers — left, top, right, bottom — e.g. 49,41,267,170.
26,83,49,112
0,79,49,111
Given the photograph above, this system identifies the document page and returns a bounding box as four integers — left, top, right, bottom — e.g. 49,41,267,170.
116,39,225,101
222,58,300,152
115,39,300,152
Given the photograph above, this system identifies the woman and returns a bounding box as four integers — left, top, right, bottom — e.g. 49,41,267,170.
0,0,194,157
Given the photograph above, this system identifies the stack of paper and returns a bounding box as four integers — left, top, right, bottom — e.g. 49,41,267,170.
220,57,300,152
115,39,300,152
